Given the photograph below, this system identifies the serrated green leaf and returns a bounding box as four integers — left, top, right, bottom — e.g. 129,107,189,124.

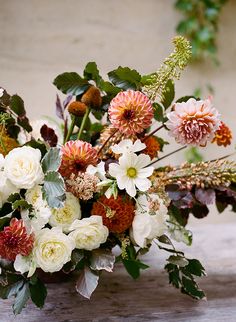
42,171,66,208
83,62,103,85
29,278,47,309
53,72,90,95
167,255,189,267
41,147,61,173
185,259,206,277
181,276,205,300
12,200,32,210
108,66,141,90
161,79,175,109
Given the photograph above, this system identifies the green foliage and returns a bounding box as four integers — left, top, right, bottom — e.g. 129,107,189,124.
161,79,175,109
29,278,47,309
41,147,61,173
175,0,228,62
185,147,204,163
121,245,149,279
42,171,66,208
53,72,90,95
83,62,103,86
108,66,141,90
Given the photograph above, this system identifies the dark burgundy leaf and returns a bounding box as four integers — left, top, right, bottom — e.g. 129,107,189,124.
55,94,64,120
40,124,58,147
195,189,216,205
173,192,195,209
191,204,209,219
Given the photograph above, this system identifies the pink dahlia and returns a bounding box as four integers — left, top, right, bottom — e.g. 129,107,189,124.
0,218,34,261
59,140,98,177
166,97,220,146
108,90,153,135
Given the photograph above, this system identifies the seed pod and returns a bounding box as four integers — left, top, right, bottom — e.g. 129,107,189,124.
67,101,87,117
81,86,102,109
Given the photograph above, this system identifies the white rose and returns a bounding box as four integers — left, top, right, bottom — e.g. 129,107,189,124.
49,192,81,233
0,172,19,208
69,216,109,251
131,194,168,248
23,185,51,232
4,146,44,189
34,227,75,273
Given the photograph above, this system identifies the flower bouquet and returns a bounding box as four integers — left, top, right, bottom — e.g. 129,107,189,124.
0,36,235,314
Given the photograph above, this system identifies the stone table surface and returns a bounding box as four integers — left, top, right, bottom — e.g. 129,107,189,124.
1,222,236,322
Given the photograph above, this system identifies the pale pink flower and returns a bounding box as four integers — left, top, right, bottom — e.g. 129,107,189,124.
108,90,153,135
66,172,99,200
166,97,220,146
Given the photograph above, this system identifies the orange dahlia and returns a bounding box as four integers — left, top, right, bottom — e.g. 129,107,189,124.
0,218,34,261
143,136,160,159
59,140,98,177
91,195,135,233
0,125,18,156
212,121,232,147
108,90,153,135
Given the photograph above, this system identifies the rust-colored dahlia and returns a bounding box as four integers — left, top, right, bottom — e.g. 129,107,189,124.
166,97,220,146
212,121,232,147
108,90,153,135
0,218,34,261
98,125,138,160
91,195,135,233
143,136,160,159
59,140,98,177
0,126,18,156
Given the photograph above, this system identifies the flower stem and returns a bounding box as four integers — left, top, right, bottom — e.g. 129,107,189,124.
64,115,76,144
98,128,119,155
147,145,187,167
77,107,90,140
142,124,165,142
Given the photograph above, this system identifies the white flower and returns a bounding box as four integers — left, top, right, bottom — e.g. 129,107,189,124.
86,161,106,181
14,254,36,277
34,227,75,273
69,216,109,251
23,185,51,232
4,146,44,189
0,88,4,98
49,192,81,233
109,152,154,197
0,172,18,208
130,194,168,248
111,139,146,155
0,154,4,169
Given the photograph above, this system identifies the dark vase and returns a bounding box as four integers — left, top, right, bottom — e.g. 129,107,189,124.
36,269,73,283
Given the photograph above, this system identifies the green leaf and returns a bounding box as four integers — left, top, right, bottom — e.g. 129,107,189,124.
10,95,26,116
122,259,149,279
90,122,104,133
167,255,189,267
42,171,66,208
100,81,121,96
165,263,181,288
53,72,90,95
161,79,175,109
153,103,164,122
41,147,61,173
108,66,141,90
185,147,203,163
181,276,205,300
29,278,47,309
185,259,206,277
12,281,30,315
25,140,47,157
12,200,32,211
83,62,103,86
0,217,11,230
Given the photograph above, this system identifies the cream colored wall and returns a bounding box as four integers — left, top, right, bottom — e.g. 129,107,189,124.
0,0,235,223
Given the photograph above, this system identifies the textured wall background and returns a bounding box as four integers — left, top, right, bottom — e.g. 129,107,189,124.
0,0,235,223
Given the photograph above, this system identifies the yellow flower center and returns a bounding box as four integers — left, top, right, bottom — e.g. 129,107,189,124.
127,167,137,178
52,205,74,224
42,242,65,261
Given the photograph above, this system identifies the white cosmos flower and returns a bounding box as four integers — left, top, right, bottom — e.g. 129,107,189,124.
109,152,154,197
111,139,146,155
